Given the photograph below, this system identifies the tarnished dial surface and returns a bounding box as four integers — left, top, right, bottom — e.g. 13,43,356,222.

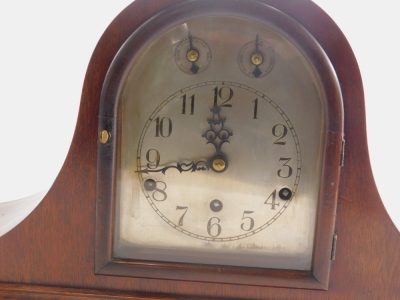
114,12,326,270
136,81,301,241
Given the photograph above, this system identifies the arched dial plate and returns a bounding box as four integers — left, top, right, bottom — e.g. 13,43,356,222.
104,4,340,273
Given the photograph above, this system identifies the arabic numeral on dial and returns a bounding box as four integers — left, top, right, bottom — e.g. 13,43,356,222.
176,206,188,226
181,94,195,115
146,149,160,169
253,98,258,119
241,211,255,231
265,190,280,210
154,117,172,137
152,181,167,201
213,86,233,107
207,217,221,237
272,124,288,145
277,158,293,178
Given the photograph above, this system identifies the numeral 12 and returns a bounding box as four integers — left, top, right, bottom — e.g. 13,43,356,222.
213,86,233,107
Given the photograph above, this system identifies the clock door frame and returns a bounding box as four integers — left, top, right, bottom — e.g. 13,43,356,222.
95,0,343,290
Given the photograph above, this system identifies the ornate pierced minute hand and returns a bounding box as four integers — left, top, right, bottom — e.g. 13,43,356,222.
201,103,232,173
202,104,233,156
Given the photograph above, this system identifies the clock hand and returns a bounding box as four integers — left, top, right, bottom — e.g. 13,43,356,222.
251,35,263,78
136,160,210,174
202,104,232,156
255,34,259,52
187,34,200,74
138,103,233,175
136,154,229,174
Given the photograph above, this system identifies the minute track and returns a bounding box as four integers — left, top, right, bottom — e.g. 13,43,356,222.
136,81,301,241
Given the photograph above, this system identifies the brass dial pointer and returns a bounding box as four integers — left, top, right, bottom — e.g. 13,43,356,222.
187,34,200,74
251,35,263,78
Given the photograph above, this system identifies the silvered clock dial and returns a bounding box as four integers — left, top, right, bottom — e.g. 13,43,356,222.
98,0,342,277
135,81,301,243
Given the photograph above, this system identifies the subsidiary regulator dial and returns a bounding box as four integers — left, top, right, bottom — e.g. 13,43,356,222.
174,34,212,75
238,35,275,78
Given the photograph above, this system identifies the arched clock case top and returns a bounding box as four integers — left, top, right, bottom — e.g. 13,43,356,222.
96,0,343,290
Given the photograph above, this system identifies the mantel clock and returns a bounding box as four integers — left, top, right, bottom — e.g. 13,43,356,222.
0,1,398,299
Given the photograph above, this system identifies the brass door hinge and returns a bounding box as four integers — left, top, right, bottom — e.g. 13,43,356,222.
340,137,345,167
331,233,338,260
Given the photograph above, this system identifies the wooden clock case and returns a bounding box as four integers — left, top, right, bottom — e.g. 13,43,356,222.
0,0,399,299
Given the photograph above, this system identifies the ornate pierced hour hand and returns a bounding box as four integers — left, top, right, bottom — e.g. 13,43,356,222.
135,160,210,174
135,155,228,174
